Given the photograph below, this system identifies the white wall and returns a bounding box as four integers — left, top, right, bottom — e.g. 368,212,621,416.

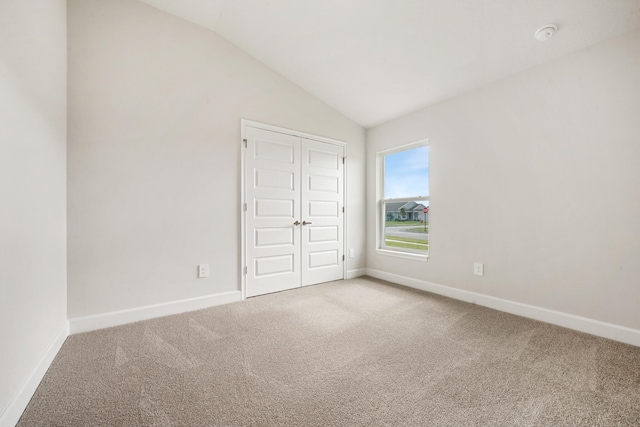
367,29,640,331
0,0,68,421
67,0,365,318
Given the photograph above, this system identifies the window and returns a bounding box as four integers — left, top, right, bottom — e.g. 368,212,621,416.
378,142,429,259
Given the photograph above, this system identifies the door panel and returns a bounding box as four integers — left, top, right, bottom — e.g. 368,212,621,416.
301,139,344,286
245,127,301,297
308,149,339,169
308,200,339,217
255,169,294,190
308,250,339,269
309,175,339,192
254,198,294,217
255,254,294,276
308,226,339,243
255,139,295,163
254,227,294,247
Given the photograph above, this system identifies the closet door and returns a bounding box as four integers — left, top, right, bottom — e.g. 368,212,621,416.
244,125,345,298
245,127,301,297
301,139,344,286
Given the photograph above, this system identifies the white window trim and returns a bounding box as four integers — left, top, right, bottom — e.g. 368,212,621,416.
376,139,429,261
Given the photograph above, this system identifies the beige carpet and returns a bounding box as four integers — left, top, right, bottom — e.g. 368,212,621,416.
18,277,640,426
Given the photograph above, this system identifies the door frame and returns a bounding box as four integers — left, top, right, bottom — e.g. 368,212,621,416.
240,119,348,299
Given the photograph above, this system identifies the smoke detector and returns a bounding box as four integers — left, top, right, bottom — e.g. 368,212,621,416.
534,24,557,42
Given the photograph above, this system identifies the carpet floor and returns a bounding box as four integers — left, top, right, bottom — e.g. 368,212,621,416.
18,277,640,426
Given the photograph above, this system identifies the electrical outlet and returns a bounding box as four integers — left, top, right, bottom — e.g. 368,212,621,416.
349,248,355,258
473,263,484,276
198,264,210,278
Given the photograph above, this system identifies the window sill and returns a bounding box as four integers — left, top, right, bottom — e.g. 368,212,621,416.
376,248,429,262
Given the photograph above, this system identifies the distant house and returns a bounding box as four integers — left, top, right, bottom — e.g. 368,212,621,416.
385,201,428,221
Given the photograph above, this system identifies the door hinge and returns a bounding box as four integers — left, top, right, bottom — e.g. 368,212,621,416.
244,266,247,275
243,139,247,148
243,202,247,212
342,206,345,213
342,254,345,261
342,157,346,164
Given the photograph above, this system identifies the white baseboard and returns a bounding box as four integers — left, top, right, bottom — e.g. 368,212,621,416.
346,268,366,279
69,291,242,335
0,321,69,427
366,269,640,347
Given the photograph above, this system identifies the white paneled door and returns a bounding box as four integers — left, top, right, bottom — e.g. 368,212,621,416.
244,126,344,298
301,138,344,286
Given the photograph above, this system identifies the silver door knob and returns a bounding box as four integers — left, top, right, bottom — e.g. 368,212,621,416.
293,220,301,226
302,221,312,225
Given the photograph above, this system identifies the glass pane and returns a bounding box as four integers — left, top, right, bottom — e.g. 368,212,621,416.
384,145,429,199
384,200,429,253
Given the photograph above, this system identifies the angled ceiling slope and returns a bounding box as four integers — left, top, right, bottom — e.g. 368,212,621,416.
138,0,640,128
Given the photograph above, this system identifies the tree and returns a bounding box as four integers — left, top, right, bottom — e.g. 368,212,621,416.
400,207,406,220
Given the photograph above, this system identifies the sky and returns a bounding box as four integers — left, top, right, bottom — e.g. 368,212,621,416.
384,145,429,199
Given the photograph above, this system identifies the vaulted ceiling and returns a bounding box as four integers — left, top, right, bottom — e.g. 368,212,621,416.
138,0,640,127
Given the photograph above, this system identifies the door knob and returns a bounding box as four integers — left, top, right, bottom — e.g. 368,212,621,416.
302,221,312,225
293,220,301,226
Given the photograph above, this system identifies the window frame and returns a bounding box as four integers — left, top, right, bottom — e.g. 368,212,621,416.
376,140,429,261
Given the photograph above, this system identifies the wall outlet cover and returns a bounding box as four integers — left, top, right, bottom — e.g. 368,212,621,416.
198,264,210,278
474,263,484,276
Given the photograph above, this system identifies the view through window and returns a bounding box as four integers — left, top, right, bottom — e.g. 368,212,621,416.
381,144,429,254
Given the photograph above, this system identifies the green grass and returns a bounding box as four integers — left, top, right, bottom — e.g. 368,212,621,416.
405,227,428,234
385,221,425,227
385,235,429,251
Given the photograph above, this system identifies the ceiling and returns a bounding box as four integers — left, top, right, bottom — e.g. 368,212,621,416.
138,0,640,128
